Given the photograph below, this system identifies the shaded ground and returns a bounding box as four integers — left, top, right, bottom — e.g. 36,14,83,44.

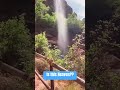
0,71,32,90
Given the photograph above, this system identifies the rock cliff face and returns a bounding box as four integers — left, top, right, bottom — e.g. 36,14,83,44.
44,0,73,17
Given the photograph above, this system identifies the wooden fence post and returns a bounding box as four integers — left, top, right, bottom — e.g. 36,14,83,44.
50,64,54,90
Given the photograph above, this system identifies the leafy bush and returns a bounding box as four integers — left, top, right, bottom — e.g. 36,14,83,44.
35,32,50,57
0,16,34,74
35,33,85,76
35,0,49,19
64,34,85,75
35,0,56,27
86,20,120,89
35,32,48,49
35,32,61,60
42,13,56,26
67,13,85,30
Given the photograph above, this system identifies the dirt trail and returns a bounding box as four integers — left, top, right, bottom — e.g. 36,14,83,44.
35,74,50,90
35,74,84,90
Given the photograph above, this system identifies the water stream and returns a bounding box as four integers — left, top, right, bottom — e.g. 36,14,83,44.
54,0,69,55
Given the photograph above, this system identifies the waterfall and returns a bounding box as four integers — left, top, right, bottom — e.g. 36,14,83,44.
54,0,68,55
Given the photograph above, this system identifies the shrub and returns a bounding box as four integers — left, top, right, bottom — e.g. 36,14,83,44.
35,32,61,60
64,34,85,75
35,33,85,76
0,16,34,74
35,0,56,27
86,20,120,89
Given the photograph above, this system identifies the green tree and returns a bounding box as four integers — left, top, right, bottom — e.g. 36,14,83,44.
0,16,34,73
35,0,49,19
67,13,84,30
35,32,61,60
35,32,49,54
86,20,120,89
35,0,55,27
64,35,85,75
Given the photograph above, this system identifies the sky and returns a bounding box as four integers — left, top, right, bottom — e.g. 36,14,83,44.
65,0,85,20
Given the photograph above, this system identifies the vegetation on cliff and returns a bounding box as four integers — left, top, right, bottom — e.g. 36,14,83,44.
35,32,85,76
86,0,120,89
0,16,34,74
35,0,56,27
35,0,85,31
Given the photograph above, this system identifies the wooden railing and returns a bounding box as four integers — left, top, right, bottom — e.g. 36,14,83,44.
35,52,85,90
0,53,85,90
0,61,29,79
0,61,34,87
35,69,51,90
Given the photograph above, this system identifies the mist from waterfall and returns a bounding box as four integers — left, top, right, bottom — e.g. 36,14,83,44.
54,0,68,55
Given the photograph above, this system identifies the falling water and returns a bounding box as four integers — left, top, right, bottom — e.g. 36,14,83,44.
54,0,68,55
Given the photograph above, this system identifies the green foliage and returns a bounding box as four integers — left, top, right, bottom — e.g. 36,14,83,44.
35,0,56,27
64,35,85,75
35,33,85,75
35,32,61,60
114,1,120,16
35,32,50,57
35,32,48,49
0,16,34,74
86,0,120,89
35,33,63,65
67,13,85,30
86,19,120,89
90,20,120,52
42,13,56,26
35,0,49,19
110,0,120,26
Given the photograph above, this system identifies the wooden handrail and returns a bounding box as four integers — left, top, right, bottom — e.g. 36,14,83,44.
52,63,85,87
50,65,54,90
35,69,51,90
36,52,47,60
35,52,85,87
0,61,35,88
0,61,29,80
52,63,68,71
76,76,85,87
